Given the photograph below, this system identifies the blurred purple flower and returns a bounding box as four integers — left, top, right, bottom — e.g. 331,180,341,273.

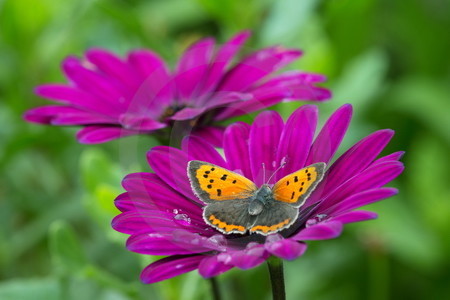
24,31,330,145
112,104,404,283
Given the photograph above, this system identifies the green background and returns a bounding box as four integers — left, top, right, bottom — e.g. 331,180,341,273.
1,0,449,299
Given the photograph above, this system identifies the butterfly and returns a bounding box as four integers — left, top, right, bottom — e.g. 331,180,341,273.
187,160,326,235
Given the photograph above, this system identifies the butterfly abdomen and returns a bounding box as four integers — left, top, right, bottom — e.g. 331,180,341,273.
248,200,264,215
248,185,273,216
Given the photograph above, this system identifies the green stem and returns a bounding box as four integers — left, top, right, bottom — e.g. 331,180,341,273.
209,277,222,300
267,256,286,300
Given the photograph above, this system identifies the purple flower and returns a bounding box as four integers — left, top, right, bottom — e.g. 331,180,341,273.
112,104,404,283
24,31,330,145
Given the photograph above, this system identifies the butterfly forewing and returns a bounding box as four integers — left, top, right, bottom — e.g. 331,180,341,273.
272,162,326,207
188,160,258,203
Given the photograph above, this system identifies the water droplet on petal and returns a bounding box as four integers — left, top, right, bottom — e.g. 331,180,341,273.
208,235,227,251
217,253,232,264
147,233,164,238
317,214,328,221
265,233,283,244
174,213,191,223
305,214,328,227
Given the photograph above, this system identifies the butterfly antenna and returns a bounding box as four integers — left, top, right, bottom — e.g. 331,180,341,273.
262,163,266,184
265,161,286,184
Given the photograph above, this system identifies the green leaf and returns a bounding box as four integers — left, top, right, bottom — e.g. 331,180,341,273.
260,0,319,45
363,198,445,272
330,48,388,113
406,134,450,245
197,0,265,31
0,278,60,300
389,77,450,144
80,148,123,194
49,220,87,274
79,149,124,237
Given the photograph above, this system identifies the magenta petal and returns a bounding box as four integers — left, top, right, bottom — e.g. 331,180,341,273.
175,38,215,101
250,77,331,102
127,230,220,255
170,107,207,121
112,211,172,234
121,173,202,215
76,126,137,144
276,105,318,179
218,47,302,92
329,188,399,216
320,161,404,210
127,49,170,81
305,104,353,166
371,151,405,165
327,129,394,185
191,126,225,148
170,231,229,251
223,122,252,178
127,233,206,255
249,111,284,185
199,31,251,96
264,235,307,260
204,92,251,109
112,211,200,235
292,221,343,240
34,84,120,117
113,209,209,235
52,111,116,125
86,48,139,91
311,129,394,203
23,105,94,124
257,71,327,90
182,136,227,167
115,193,204,225
118,114,166,131
147,146,198,201
62,56,126,107
284,86,331,102
198,255,234,278
228,243,269,269
127,50,174,113
332,210,378,224
140,255,203,284
114,192,156,212
214,95,282,121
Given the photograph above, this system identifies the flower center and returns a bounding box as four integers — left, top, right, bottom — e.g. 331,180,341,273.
160,104,188,121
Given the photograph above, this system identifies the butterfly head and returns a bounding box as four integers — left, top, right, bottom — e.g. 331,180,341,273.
255,185,273,202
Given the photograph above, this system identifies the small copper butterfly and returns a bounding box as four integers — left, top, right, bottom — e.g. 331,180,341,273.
187,160,326,235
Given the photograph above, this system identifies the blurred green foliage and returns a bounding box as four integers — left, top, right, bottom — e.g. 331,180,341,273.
1,0,449,299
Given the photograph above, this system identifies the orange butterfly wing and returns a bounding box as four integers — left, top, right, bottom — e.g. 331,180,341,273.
188,160,258,203
272,163,326,207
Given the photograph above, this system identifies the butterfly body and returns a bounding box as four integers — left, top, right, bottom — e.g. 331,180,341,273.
188,160,326,235
247,185,271,215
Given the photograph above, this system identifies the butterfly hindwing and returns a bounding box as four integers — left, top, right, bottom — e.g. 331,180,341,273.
272,162,326,207
203,200,256,234
188,160,258,203
249,201,299,235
